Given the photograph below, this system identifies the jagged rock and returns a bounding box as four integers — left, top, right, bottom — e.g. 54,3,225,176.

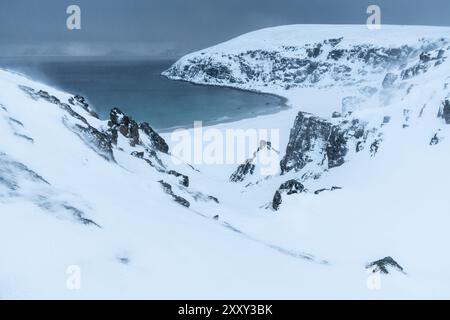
439,99,450,124
131,151,144,159
168,170,189,187
327,126,348,168
230,160,255,182
281,112,350,173
213,215,219,220
108,108,140,146
366,256,405,274
272,190,282,211
430,133,440,145
370,139,380,157
279,179,305,195
158,180,190,208
280,113,332,173
140,122,169,153
272,179,305,211
208,196,219,203
332,111,342,118
230,140,274,182
314,186,342,194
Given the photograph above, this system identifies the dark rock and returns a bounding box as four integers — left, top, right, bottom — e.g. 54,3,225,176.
366,256,404,274
131,151,144,158
314,186,342,194
208,195,220,203
439,99,450,124
281,112,350,173
158,180,190,208
280,112,332,173
370,140,381,157
272,190,282,211
279,179,305,195
430,133,440,145
140,122,169,153
230,160,255,182
327,126,348,168
168,170,189,187
272,179,305,211
332,111,342,118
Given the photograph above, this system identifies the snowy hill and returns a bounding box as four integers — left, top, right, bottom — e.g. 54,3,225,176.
2,24,450,299
163,25,450,298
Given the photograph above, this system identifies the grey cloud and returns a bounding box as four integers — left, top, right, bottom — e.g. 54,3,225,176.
0,0,449,58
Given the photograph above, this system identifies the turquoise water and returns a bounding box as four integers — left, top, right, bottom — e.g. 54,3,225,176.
0,57,286,131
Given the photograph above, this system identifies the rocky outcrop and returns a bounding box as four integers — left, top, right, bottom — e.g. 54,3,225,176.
108,108,140,146
280,112,368,174
108,108,169,153
158,180,190,208
280,113,332,174
366,256,405,274
230,141,275,182
168,170,189,187
230,160,255,183
140,122,169,153
438,99,450,124
314,186,342,194
272,179,306,211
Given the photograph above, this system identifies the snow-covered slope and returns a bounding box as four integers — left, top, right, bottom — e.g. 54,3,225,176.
0,69,341,299
162,25,450,298
2,24,450,299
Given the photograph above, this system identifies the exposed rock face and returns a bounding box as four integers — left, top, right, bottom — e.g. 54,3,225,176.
439,99,450,124
230,160,255,182
272,191,282,211
280,113,332,174
158,180,190,208
272,179,306,211
366,256,405,274
168,170,189,187
108,108,169,154
230,140,275,182
108,108,140,146
326,126,348,169
140,122,169,153
280,112,369,175
70,95,99,119
314,186,342,194
279,179,306,195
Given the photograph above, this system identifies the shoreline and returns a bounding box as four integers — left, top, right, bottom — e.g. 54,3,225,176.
157,73,292,133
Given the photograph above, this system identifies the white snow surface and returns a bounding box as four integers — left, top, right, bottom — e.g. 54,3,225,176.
2,25,450,299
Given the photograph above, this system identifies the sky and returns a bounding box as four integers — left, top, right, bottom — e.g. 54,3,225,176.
0,0,449,58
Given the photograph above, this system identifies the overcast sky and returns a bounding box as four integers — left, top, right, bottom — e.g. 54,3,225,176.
0,0,449,58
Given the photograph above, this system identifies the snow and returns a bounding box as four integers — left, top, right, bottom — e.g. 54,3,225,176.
2,24,450,299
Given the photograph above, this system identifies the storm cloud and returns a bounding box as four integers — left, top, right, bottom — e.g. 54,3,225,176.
1,0,449,58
